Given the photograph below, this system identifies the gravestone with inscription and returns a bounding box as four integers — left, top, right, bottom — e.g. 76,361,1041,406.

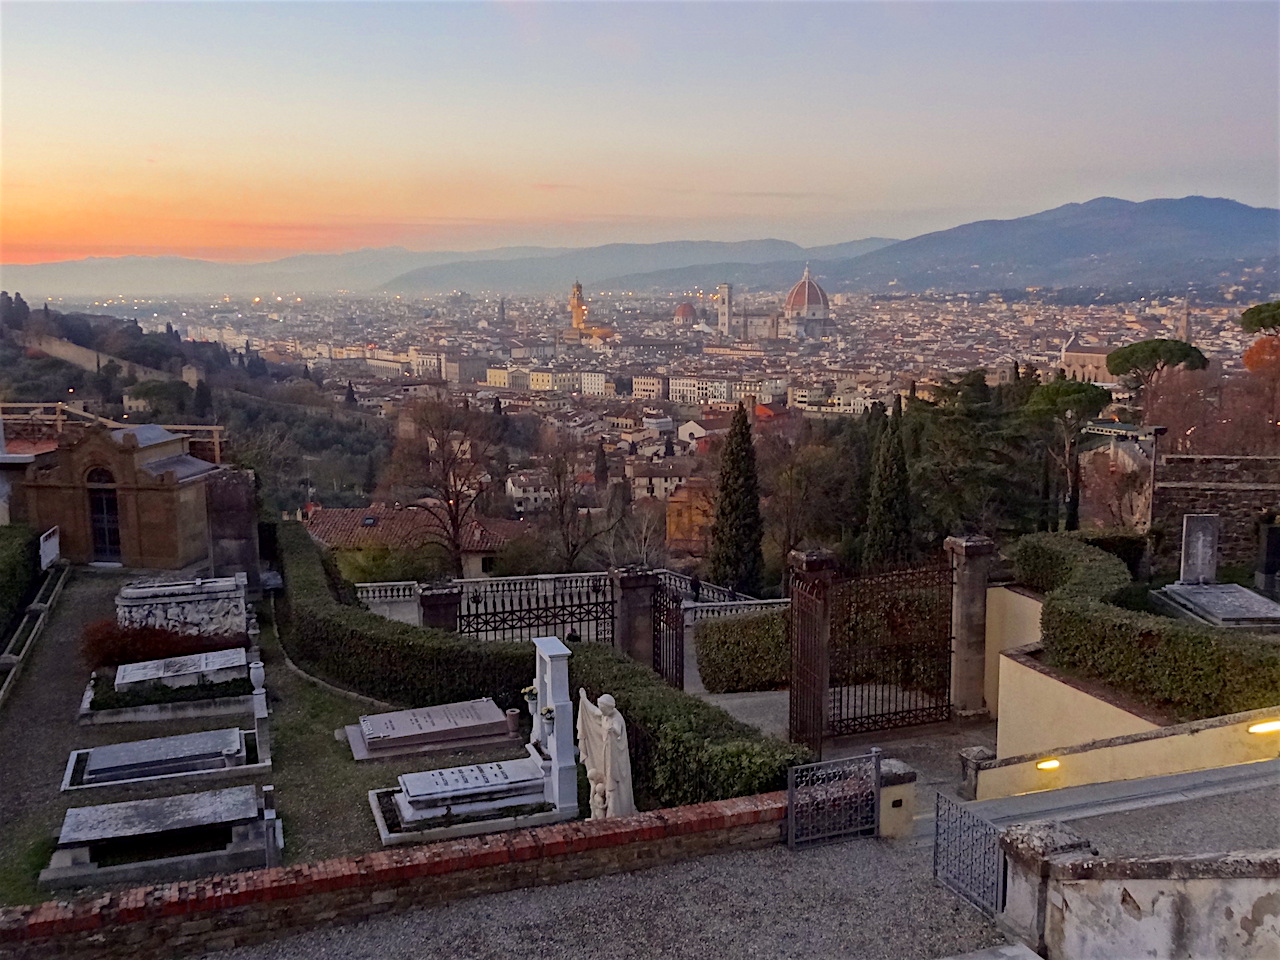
1178,514,1220,585
114,647,248,692
116,574,251,637
342,698,520,762
62,728,248,789
370,636,578,843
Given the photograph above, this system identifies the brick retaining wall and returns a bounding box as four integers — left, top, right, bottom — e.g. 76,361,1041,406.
0,794,786,960
1152,455,1280,568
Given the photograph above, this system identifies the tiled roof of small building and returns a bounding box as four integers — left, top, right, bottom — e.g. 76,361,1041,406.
305,504,521,554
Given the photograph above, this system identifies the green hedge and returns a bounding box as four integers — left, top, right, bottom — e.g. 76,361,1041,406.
696,610,789,694
0,526,39,640
275,523,809,806
1009,532,1280,720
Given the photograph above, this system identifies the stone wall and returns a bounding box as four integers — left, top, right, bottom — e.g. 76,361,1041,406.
1000,821,1280,960
1151,455,1280,569
0,794,787,960
16,332,176,384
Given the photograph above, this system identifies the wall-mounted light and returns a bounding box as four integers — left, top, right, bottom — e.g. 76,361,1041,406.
1036,759,1060,771
1247,720,1280,735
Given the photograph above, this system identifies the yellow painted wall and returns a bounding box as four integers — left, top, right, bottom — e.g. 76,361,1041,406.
984,586,1043,719
977,709,1280,800
878,780,916,839
995,652,1160,760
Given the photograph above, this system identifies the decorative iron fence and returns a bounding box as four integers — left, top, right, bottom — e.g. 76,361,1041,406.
452,573,615,643
934,793,1006,918
651,582,684,689
787,749,881,850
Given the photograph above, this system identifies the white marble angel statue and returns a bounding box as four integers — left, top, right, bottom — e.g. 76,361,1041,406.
576,688,636,818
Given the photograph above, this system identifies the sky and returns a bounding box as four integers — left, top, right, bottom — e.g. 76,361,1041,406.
2,1,1277,264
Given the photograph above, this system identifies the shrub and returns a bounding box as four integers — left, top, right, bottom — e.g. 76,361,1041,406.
0,526,39,640
82,620,244,669
275,522,809,805
1072,529,1148,580
1008,532,1280,720
91,677,253,711
696,610,789,694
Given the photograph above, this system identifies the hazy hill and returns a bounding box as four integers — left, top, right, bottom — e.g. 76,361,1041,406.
0,245,570,298
380,239,849,294
601,197,1280,293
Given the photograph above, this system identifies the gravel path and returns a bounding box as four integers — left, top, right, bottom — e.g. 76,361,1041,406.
206,840,1003,960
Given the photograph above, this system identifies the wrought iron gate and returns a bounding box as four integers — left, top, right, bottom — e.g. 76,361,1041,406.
934,793,1006,918
651,582,684,689
787,749,881,849
789,560,953,751
788,578,827,753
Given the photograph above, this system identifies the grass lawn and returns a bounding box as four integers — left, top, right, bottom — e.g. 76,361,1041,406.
257,601,537,865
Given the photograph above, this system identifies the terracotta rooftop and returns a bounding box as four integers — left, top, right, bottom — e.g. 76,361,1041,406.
305,504,523,554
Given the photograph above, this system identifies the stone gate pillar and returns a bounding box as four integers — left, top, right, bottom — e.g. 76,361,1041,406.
945,535,996,718
419,585,461,632
612,567,659,667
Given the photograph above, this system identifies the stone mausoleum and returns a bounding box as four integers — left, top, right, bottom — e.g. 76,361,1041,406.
10,423,255,573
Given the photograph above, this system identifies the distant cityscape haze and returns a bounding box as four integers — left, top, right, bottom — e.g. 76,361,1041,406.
2,1,1277,263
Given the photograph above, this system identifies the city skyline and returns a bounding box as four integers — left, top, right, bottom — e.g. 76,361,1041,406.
2,1,1277,264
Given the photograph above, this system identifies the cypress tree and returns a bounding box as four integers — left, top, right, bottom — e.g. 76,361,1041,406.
862,395,913,569
193,379,213,418
707,403,763,595
593,443,609,487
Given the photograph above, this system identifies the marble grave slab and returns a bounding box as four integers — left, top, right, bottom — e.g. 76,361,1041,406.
75,728,245,786
343,697,519,761
394,757,545,822
115,647,248,691
1158,583,1280,630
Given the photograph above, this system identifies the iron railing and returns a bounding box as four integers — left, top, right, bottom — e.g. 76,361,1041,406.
788,577,828,754
934,793,1007,918
787,749,881,850
452,573,615,643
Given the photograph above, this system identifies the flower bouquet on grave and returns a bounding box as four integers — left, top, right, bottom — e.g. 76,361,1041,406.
522,684,539,716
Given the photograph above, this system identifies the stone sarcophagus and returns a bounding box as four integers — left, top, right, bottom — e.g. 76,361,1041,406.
116,574,251,638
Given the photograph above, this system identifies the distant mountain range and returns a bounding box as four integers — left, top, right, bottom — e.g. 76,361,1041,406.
599,197,1280,294
2,196,1275,299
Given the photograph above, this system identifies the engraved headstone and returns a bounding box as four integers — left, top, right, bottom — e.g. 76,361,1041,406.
344,697,520,761
114,647,248,691
1157,583,1280,631
1179,514,1219,585
394,757,544,822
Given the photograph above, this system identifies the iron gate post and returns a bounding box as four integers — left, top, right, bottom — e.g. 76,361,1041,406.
945,535,996,718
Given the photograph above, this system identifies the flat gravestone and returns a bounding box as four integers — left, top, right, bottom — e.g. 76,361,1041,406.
58,784,259,845
1159,583,1280,630
399,758,543,804
115,647,248,691
344,697,519,761
394,757,546,823
81,728,244,784
1179,514,1219,585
